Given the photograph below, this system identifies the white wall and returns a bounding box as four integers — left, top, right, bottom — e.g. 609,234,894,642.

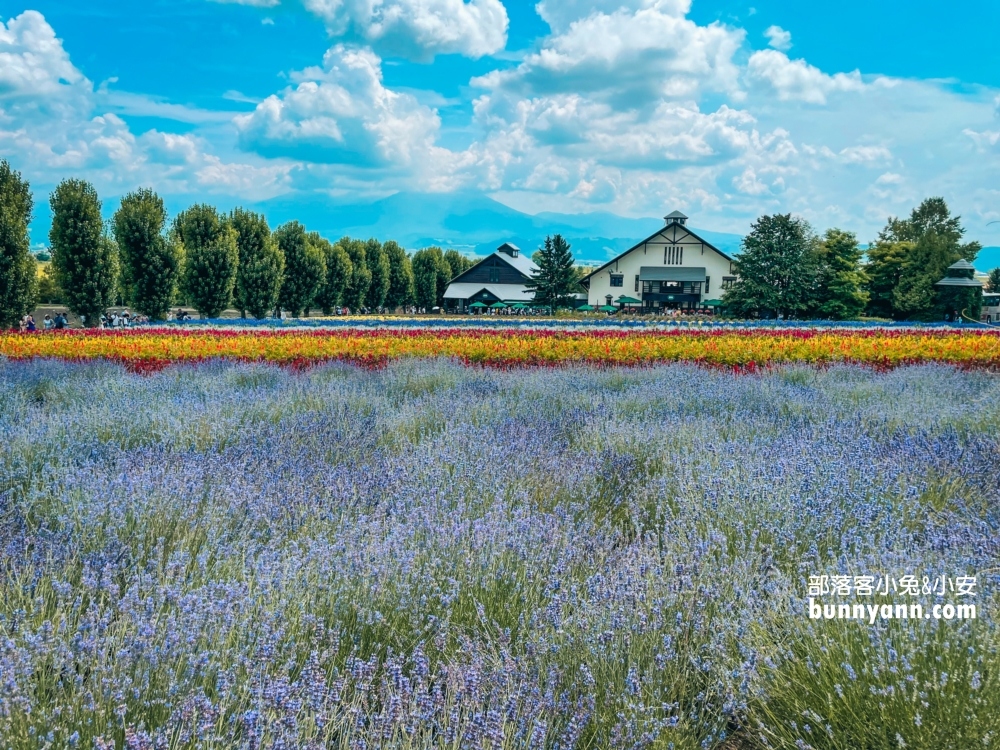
586,223,736,308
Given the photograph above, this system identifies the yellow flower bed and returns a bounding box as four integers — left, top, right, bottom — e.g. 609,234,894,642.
2,328,1000,370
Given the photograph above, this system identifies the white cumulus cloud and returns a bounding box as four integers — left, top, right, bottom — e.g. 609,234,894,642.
764,25,791,51
746,49,867,104
301,0,508,59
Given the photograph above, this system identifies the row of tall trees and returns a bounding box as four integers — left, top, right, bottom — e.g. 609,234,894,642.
724,198,985,320
0,160,476,325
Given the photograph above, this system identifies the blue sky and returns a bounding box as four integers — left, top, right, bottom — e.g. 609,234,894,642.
2,0,998,248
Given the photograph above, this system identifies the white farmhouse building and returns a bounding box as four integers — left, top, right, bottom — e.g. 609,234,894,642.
581,211,737,312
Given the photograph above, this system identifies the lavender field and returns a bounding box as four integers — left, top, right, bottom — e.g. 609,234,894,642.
1,359,998,750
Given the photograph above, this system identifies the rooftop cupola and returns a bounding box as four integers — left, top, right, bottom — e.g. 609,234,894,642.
664,210,688,226
497,242,520,258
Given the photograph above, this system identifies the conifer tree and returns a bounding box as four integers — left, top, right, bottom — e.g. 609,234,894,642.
526,234,576,309
50,180,119,326
231,208,283,319
815,228,868,320
723,214,818,319
0,160,37,328
276,222,325,317
112,188,181,320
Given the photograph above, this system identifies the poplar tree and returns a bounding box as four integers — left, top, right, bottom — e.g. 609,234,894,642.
340,237,371,310
113,188,181,320
411,246,450,309
0,160,37,327
50,180,119,326
232,208,284,319
384,240,414,310
175,204,239,319
366,238,390,309
312,233,352,314
276,222,325,317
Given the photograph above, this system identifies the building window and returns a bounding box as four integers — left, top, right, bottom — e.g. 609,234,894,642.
705,276,710,293
722,276,737,290
489,266,500,283
664,246,684,264
610,274,624,287
634,275,639,292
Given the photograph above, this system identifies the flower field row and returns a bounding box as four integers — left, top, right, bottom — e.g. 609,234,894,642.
3,328,1000,369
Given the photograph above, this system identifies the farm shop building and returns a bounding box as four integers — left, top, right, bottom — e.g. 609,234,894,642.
581,211,736,311
443,242,538,312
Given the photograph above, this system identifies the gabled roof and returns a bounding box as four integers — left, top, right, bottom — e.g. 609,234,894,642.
580,222,734,284
450,246,538,285
443,283,535,302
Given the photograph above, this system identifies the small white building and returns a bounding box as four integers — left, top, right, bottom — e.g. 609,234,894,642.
581,211,737,311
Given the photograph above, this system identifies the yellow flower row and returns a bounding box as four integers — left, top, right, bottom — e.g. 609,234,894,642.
2,329,1000,370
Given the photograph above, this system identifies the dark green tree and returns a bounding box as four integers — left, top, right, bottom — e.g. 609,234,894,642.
411,247,450,309
276,222,325,317
987,267,1000,292
815,228,868,319
48,179,118,326
864,240,911,318
526,234,577,309
365,238,390,309
0,160,37,328
443,249,474,278
878,198,980,320
312,233,352,314
231,208,284,319
175,204,239,319
113,189,181,320
723,214,818,319
339,237,371,310
384,240,414,310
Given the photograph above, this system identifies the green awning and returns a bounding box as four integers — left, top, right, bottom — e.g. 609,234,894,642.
703,299,724,307
509,302,530,309
489,302,508,309
468,301,487,308
599,305,617,312
577,304,595,311
616,295,641,304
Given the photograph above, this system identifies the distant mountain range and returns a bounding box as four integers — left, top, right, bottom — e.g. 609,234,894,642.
28,189,999,269
250,190,746,263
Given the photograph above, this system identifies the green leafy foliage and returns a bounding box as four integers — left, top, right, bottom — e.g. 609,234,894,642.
411,246,450,309
987,267,1000,293
175,204,240,319
0,160,38,328
869,198,981,321
231,208,283,319
443,249,474,278
112,188,181,320
815,228,868,319
724,214,819,319
383,240,414,310
276,222,325,317
365,238,390,309
339,237,371,310
49,180,119,326
36,264,63,304
312,233,352,314
526,234,576,309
